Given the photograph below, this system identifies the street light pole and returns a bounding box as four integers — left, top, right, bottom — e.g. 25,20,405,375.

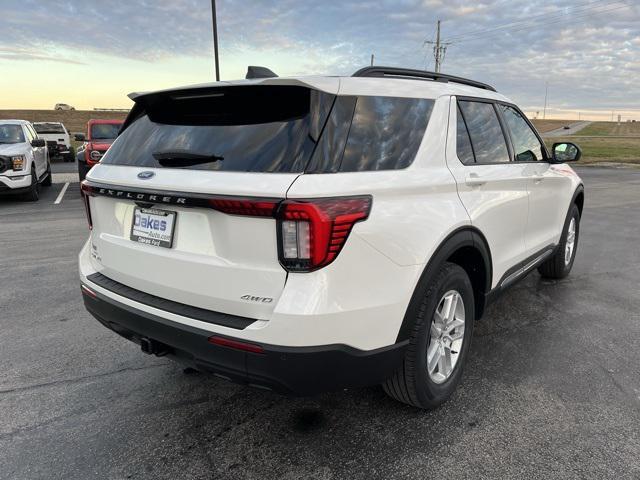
211,0,220,81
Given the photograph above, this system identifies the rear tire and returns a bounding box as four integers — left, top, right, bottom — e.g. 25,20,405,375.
538,204,580,279
24,166,40,202
383,262,475,409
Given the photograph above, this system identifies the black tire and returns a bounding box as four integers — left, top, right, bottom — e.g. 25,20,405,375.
42,162,52,187
64,152,74,163
78,162,89,183
538,204,580,279
383,262,475,409
24,166,40,202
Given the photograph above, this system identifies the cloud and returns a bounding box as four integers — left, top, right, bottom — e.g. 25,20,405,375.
0,48,86,65
1,0,639,113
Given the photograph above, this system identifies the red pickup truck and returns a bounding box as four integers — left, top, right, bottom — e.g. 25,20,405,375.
76,119,123,182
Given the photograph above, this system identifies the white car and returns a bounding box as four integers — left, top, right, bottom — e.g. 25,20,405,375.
79,67,584,409
0,120,52,201
54,103,75,111
33,122,74,162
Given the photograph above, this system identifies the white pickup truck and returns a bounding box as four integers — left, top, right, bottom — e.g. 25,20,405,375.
33,122,73,162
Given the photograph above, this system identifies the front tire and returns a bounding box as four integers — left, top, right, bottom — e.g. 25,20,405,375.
538,204,580,279
24,166,40,202
383,262,475,409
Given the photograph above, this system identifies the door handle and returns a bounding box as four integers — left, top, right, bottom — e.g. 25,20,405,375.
465,173,486,187
532,175,544,183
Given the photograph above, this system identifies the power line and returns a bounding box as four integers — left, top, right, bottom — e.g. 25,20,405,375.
451,2,631,45
447,0,630,43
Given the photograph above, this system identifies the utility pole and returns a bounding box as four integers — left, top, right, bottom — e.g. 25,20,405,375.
424,20,451,73
211,0,220,81
370,54,374,66
543,81,549,119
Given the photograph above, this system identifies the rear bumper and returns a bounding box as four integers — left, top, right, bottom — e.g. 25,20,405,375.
81,284,407,395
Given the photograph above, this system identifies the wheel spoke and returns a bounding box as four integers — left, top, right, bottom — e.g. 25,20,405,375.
446,317,465,332
449,328,465,341
438,345,452,377
430,321,441,339
427,341,440,373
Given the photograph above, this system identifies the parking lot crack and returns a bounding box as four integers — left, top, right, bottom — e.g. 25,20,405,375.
0,363,167,395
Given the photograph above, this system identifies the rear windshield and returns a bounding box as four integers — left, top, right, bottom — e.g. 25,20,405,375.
91,123,122,140
34,123,65,134
102,86,434,173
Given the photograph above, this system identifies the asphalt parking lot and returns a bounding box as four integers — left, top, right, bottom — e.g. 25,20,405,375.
1,164,639,480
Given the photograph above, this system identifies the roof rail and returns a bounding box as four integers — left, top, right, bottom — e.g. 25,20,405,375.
352,66,497,92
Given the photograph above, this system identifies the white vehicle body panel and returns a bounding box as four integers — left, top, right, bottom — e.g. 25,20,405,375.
80,74,583,355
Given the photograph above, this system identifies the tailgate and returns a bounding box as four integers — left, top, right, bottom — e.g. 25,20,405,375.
85,164,299,320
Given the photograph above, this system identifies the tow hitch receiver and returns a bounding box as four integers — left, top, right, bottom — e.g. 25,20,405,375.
140,337,171,356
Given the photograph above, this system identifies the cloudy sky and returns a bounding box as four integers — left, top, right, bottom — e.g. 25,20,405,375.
1,0,639,119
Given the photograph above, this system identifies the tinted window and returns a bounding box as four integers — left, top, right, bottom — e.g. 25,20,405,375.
34,123,65,134
500,105,545,162
456,105,475,164
339,96,433,172
91,123,122,140
0,125,26,144
458,100,510,164
307,96,356,173
102,86,333,173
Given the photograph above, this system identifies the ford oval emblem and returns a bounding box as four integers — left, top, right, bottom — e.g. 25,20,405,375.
137,171,155,180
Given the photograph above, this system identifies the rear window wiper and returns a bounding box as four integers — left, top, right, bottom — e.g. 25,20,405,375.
152,150,225,167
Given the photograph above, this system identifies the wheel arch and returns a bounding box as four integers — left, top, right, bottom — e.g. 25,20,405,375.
572,184,585,217
395,226,493,343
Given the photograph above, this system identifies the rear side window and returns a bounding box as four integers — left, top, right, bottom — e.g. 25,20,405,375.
456,105,475,165
499,105,545,162
340,96,433,172
458,100,510,164
102,86,334,173
308,96,434,172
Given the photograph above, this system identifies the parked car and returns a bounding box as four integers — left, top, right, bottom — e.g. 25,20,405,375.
79,67,584,409
54,103,75,111
75,119,123,182
33,122,74,162
0,120,52,201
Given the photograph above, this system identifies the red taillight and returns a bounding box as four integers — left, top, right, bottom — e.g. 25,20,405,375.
209,198,278,217
208,336,264,354
276,196,372,272
80,181,93,230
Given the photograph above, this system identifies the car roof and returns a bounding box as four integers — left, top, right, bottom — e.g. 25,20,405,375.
129,72,512,104
33,121,63,125
0,119,30,125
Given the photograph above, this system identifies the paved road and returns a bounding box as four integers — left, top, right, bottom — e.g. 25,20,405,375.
543,121,592,137
1,167,639,479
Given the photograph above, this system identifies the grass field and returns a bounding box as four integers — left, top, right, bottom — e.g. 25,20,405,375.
0,110,129,134
573,121,640,137
530,119,575,133
545,136,640,164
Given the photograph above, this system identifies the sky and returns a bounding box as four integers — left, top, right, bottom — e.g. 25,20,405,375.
1,0,639,120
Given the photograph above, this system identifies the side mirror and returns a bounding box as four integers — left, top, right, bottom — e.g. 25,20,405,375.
31,138,46,147
552,142,581,163
74,133,85,142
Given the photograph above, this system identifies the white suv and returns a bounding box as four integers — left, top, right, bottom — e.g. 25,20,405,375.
79,67,584,409
0,120,52,201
